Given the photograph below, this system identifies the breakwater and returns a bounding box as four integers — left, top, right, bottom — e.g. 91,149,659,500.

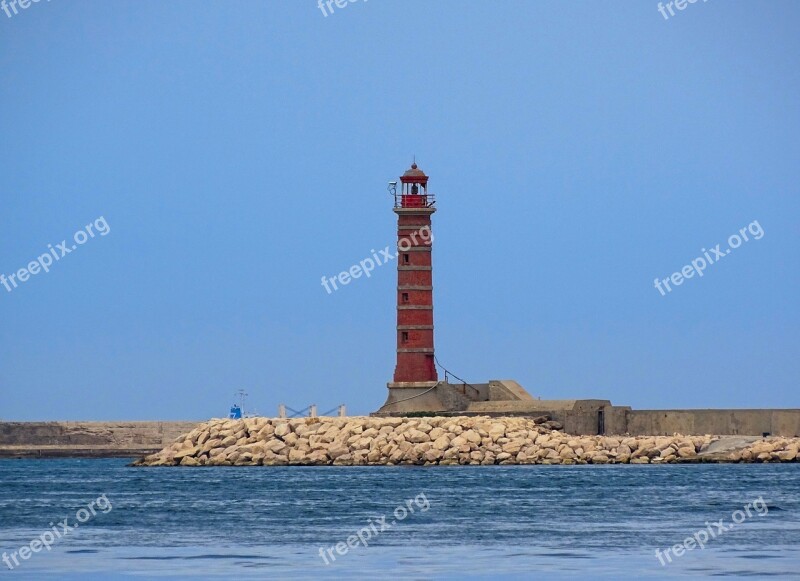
132,416,800,466
0,421,200,458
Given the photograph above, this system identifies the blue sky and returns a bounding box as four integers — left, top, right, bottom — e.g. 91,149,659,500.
1,1,798,420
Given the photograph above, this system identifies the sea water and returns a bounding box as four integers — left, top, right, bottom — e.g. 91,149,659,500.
0,459,798,579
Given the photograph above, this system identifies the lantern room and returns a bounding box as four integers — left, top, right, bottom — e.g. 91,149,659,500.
396,163,434,208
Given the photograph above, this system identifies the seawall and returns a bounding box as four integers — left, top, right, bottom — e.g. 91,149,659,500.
0,421,201,458
389,403,800,438
133,416,800,466
5,411,799,460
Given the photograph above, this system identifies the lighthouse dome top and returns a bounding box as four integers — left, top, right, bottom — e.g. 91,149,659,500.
400,162,429,184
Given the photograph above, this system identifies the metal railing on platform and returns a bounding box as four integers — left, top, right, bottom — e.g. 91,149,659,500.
277,404,346,419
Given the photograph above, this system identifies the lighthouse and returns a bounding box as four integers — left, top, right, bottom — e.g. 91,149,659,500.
381,162,439,409
377,162,539,415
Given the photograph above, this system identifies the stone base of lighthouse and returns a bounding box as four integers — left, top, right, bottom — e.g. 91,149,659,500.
379,382,441,414
377,379,539,415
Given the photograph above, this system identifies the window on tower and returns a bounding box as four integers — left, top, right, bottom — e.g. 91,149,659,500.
401,331,409,343
403,254,410,264
402,292,409,303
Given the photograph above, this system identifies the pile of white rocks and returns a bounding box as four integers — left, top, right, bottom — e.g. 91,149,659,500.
131,416,800,467
727,439,800,463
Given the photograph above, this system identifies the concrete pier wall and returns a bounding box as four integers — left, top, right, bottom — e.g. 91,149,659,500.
377,380,800,438
0,421,201,458
383,404,800,438
624,409,800,437
538,408,800,437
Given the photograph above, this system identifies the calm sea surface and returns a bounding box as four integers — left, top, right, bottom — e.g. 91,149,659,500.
0,460,798,579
